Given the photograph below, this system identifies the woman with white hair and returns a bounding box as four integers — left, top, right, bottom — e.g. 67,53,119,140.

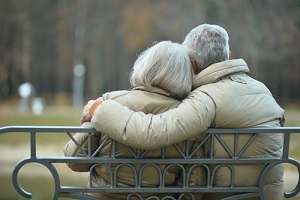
64,41,203,199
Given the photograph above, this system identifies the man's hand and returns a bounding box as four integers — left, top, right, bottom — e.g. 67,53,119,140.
80,97,104,124
80,100,95,124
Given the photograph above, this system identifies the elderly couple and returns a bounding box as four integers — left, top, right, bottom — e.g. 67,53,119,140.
64,24,285,200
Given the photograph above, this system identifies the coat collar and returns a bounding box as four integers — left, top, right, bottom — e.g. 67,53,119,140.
130,85,173,97
192,59,250,89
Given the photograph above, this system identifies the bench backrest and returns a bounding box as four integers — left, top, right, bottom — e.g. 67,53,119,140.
1,126,300,200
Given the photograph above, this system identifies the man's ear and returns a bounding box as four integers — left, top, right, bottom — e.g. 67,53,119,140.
191,59,199,75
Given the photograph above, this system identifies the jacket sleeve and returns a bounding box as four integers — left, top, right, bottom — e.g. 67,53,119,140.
63,122,101,172
91,88,216,149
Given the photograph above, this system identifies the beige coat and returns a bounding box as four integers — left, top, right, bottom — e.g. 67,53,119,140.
64,86,205,200
91,59,285,200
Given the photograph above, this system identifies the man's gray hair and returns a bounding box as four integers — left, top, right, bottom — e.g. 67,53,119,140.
182,24,230,71
130,41,192,99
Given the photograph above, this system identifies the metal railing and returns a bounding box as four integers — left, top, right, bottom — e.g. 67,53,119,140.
1,126,300,200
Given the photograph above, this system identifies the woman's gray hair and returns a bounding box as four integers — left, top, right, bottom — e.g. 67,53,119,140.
130,41,192,99
182,24,230,72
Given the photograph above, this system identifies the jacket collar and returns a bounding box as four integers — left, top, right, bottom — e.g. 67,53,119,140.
130,85,173,97
192,59,250,89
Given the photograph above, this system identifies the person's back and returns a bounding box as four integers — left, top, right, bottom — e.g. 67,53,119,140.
93,87,205,200
192,57,284,200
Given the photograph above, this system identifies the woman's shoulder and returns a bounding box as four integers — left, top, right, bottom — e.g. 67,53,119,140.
114,87,181,114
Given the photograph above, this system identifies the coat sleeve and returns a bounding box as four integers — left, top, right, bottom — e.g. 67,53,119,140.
63,122,100,172
91,88,216,149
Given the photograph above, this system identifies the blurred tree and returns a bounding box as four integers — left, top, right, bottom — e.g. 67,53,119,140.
0,0,24,98
55,0,77,95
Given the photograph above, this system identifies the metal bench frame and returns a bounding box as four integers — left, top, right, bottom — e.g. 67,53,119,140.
1,126,300,200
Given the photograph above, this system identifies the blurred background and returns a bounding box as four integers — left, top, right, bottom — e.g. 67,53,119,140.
0,0,300,199
0,0,299,107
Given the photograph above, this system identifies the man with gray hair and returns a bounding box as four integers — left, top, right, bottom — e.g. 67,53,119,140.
82,24,285,200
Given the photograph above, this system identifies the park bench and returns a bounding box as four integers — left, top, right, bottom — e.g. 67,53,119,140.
1,126,300,200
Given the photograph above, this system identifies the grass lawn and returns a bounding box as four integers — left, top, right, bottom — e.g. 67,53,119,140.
0,103,300,199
